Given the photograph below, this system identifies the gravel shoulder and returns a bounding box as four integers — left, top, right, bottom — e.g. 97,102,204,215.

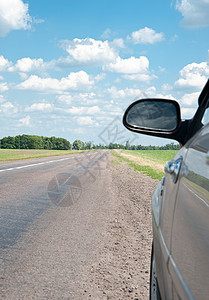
84,159,159,299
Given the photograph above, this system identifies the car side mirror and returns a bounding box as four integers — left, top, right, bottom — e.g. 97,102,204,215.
123,98,182,141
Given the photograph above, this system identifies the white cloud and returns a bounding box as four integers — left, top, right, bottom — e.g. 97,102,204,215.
25,102,54,112
56,92,98,106
110,38,125,49
76,116,97,126
101,28,112,39
0,55,11,71
0,101,17,113
129,27,165,44
17,71,94,92
175,0,209,28
9,57,44,72
60,38,118,66
181,107,196,118
18,72,28,80
95,73,106,82
108,86,145,100
104,56,149,74
181,92,200,106
19,115,30,126
161,84,173,92
138,85,176,100
123,73,157,82
175,61,209,90
103,104,123,116
0,82,8,92
0,95,5,102
0,0,32,37
56,94,73,104
66,105,101,115
72,127,85,134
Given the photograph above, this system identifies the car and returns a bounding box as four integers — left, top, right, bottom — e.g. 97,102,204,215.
123,79,209,300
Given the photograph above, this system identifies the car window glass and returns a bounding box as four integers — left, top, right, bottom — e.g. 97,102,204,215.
202,108,209,126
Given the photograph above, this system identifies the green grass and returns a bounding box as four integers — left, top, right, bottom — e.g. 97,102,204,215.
122,150,178,164
111,150,165,180
0,149,90,162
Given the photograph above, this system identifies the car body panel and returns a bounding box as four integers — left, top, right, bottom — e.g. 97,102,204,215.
152,147,188,299
170,123,209,299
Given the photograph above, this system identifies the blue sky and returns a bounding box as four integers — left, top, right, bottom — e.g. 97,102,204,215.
0,0,209,146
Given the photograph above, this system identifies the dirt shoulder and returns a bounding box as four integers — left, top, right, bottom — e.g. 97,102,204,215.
85,158,159,299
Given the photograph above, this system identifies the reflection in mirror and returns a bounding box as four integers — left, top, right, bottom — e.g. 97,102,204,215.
126,100,179,131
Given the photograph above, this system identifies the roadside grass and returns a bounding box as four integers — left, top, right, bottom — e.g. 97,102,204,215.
0,149,92,162
122,149,178,164
111,150,174,180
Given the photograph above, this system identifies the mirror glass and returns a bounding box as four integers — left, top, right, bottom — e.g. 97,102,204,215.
126,100,179,131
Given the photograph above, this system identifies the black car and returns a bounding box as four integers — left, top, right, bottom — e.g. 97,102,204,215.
123,79,209,299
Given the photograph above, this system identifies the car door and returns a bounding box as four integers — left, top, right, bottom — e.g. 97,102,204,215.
155,146,187,299
169,122,209,299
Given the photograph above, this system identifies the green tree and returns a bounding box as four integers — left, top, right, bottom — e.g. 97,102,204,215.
125,140,130,150
73,139,84,150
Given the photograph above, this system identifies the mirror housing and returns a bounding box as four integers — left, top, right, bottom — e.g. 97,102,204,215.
123,98,186,144
122,80,209,146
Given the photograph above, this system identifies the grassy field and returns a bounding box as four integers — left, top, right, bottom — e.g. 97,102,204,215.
111,149,179,180
122,150,178,164
0,149,89,162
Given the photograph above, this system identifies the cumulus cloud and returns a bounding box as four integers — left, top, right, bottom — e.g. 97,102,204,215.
181,92,200,106
129,27,164,44
25,102,54,112
108,86,145,100
0,0,32,37
95,73,106,82
17,71,94,92
60,38,118,66
110,38,125,49
19,115,30,126
0,82,8,92
104,56,149,74
76,116,97,126
161,84,173,92
0,101,18,113
134,85,176,100
0,55,11,71
66,106,101,115
8,57,45,72
175,61,209,90
56,94,73,104
101,28,112,39
175,0,209,28
103,104,123,116
56,92,98,106
181,107,196,118
123,73,157,82
0,95,5,102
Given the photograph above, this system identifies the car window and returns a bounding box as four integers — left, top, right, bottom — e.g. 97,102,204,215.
202,108,209,126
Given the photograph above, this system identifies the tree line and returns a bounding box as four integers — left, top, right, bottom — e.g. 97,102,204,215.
0,135,71,150
0,135,180,151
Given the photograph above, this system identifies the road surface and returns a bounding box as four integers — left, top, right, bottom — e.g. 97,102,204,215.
0,150,157,299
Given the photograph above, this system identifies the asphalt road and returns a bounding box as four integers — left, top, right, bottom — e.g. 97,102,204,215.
0,150,112,299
